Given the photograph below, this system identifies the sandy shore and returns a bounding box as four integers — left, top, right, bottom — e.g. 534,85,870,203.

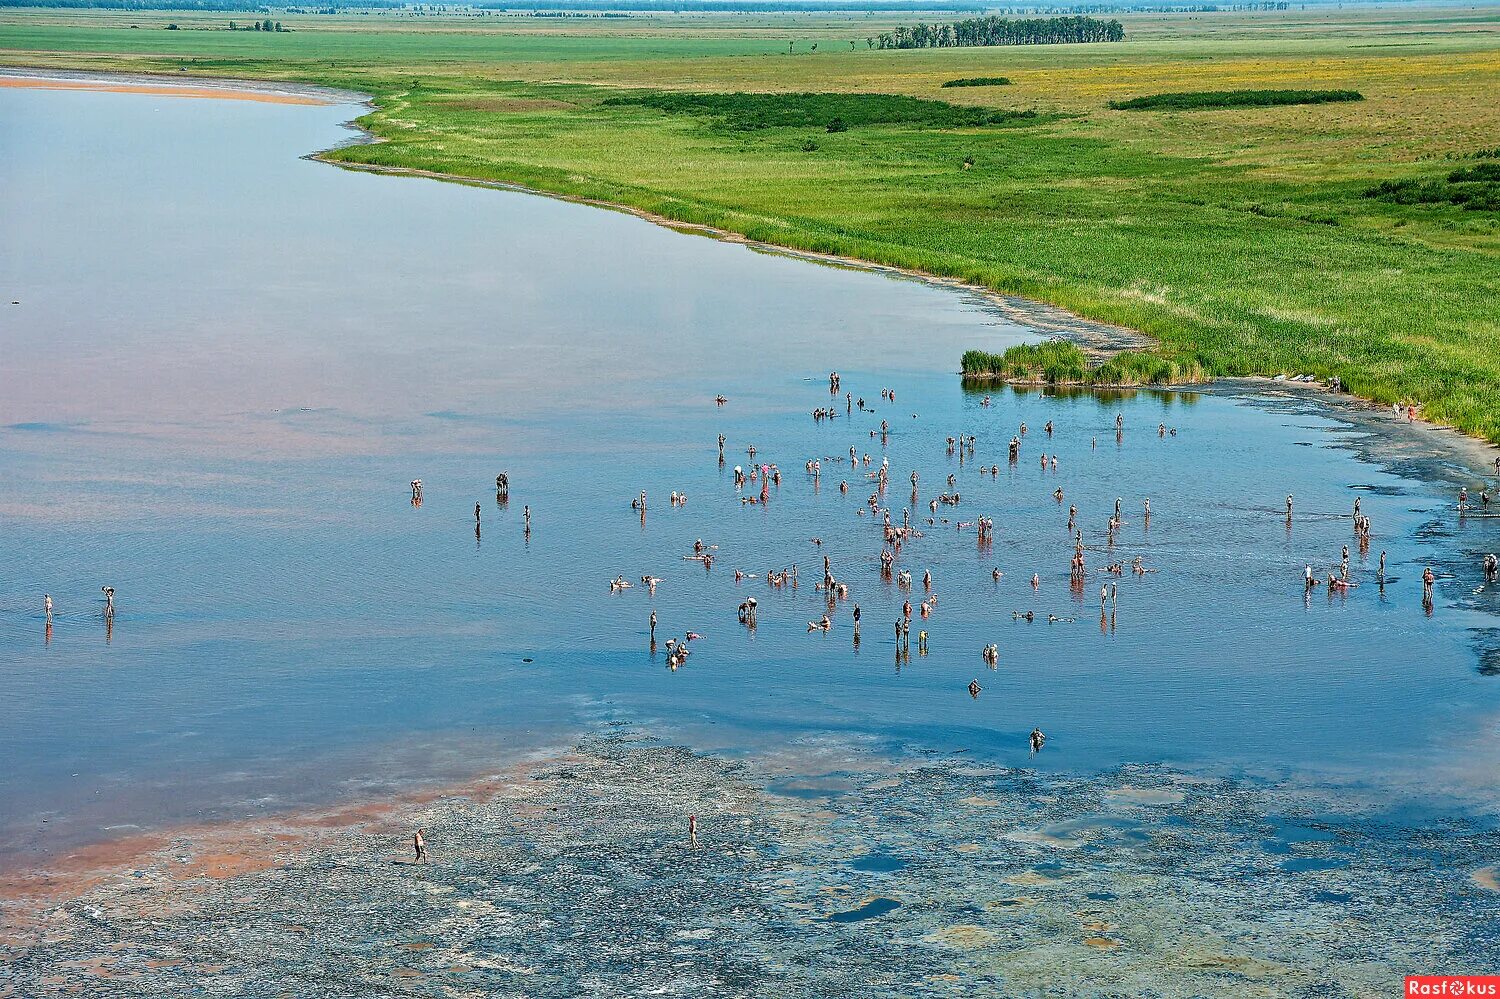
0,68,364,107
2,732,1494,996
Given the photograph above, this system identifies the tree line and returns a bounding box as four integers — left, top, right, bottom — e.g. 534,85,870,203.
871,15,1124,48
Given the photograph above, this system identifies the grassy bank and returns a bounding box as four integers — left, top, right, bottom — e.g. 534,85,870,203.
2,6,1497,438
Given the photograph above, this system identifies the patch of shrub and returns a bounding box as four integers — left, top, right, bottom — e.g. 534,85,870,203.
826,117,848,133
601,90,1044,131
941,77,1012,88
1448,162,1500,183
801,138,819,151
1109,89,1363,111
1364,166,1500,213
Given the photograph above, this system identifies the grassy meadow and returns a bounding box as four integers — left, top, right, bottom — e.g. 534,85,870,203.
3,5,1499,438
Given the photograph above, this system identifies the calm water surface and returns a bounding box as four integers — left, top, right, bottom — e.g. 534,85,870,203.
1,82,1497,862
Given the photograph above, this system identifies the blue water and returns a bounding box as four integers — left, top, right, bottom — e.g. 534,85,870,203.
1,79,1498,862
849,853,907,873
826,897,902,922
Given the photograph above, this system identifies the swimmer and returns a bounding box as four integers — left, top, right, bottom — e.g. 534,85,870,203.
1031,573,1040,591
1029,728,1046,755
968,678,982,699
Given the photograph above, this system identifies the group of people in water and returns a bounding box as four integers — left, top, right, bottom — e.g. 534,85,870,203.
593,370,1500,763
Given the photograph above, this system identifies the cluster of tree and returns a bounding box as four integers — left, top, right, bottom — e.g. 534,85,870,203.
228,16,284,27
871,15,1123,48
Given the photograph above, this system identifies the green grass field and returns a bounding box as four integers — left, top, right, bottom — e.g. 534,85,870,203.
3,5,1499,438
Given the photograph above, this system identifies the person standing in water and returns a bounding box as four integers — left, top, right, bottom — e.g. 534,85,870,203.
1378,551,1387,585
650,610,657,642
413,828,428,864
1423,566,1435,605
43,594,52,621
523,505,531,533
1030,728,1046,754
689,815,698,849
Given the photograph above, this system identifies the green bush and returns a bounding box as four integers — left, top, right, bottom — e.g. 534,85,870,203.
1364,167,1500,213
941,77,1012,88
962,342,1204,386
1109,89,1363,111
601,90,1044,131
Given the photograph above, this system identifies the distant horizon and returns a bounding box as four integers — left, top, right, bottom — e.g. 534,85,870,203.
2,0,1484,13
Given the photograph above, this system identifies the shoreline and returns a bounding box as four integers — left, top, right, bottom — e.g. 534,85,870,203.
317,157,1151,358
4,64,1496,457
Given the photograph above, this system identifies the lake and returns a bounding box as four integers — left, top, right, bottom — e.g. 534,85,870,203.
1,76,1497,868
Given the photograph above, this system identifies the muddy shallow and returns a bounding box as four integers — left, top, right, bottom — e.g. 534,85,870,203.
2,734,1494,996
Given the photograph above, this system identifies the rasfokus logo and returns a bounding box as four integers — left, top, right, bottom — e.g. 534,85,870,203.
1407,978,1500,996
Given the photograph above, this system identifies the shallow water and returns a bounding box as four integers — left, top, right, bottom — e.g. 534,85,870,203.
1,80,1498,864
